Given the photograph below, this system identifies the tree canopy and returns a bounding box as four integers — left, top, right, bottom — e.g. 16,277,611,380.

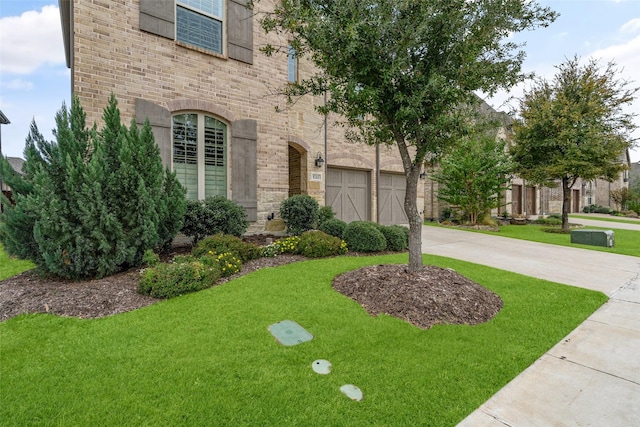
256,0,557,270
433,130,513,225
511,56,638,230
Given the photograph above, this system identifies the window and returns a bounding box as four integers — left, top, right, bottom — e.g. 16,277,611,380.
288,44,297,83
173,113,227,199
176,0,224,54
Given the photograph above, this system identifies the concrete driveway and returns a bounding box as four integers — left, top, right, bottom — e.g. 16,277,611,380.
420,224,640,426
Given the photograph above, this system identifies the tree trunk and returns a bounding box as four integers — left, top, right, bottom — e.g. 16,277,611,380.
561,176,571,232
404,166,423,272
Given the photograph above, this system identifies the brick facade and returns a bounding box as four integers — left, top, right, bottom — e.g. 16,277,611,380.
61,0,423,233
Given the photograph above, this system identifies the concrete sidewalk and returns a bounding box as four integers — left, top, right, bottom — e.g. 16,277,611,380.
419,225,640,426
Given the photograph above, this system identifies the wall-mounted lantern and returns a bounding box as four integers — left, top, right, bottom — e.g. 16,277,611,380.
315,153,325,168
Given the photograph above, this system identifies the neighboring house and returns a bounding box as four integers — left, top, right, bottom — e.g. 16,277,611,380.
58,0,422,233
423,101,631,219
423,101,513,221
1,110,10,212
1,157,25,212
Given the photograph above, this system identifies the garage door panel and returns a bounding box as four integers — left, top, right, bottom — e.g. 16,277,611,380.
327,168,370,223
379,173,407,225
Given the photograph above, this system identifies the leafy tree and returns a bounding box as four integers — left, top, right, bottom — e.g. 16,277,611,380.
610,187,633,211
511,57,638,231
433,133,513,225
630,166,640,196
256,0,556,271
0,95,186,279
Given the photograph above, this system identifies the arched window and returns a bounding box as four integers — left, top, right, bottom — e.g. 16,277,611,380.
172,113,227,199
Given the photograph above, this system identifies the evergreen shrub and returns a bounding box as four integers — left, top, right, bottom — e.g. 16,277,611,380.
181,196,249,244
583,204,613,214
374,224,409,251
192,234,261,263
342,221,387,252
318,218,347,238
138,260,221,299
142,250,160,267
534,217,562,226
296,230,348,258
0,94,185,279
317,206,335,227
280,195,319,235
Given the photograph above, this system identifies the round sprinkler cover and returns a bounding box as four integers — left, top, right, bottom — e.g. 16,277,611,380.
340,384,363,401
312,359,332,375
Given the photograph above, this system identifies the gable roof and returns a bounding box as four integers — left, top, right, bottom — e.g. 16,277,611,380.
0,110,9,125
6,157,24,175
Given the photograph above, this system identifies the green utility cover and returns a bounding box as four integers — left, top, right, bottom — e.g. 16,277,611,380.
268,320,313,346
570,229,615,247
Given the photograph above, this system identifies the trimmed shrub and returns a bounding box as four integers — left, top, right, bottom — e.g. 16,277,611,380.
138,261,221,299
181,196,249,244
534,217,562,226
280,195,319,235
389,225,410,247
142,249,160,267
583,204,613,214
192,234,261,263
296,230,348,258
317,206,335,227
374,224,408,251
342,221,387,252
318,218,347,238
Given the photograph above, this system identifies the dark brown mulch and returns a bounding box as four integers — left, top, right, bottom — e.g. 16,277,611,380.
332,264,503,329
1,234,503,328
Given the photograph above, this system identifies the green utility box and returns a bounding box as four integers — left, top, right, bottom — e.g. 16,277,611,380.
570,229,615,247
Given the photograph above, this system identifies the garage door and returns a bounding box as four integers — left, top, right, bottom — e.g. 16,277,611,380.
326,168,370,223
379,173,408,225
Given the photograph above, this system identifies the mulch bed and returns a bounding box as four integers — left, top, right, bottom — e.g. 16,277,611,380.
1,234,503,328
333,264,503,329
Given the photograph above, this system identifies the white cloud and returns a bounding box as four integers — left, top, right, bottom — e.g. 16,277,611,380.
2,78,34,91
620,18,640,34
589,36,640,162
0,5,65,74
589,35,640,81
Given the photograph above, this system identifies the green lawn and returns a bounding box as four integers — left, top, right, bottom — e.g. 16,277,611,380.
1,254,606,426
426,222,640,257
0,244,34,281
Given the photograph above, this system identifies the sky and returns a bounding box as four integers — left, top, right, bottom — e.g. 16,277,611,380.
1,0,640,162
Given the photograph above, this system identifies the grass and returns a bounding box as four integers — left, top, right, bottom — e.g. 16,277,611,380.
570,214,640,225
1,254,606,426
426,222,640,257
0,244,34,281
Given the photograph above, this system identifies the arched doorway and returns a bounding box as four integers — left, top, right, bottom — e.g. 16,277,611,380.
288,143,307,196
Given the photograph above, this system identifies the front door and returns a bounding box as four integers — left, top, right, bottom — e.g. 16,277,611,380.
512,185,522,215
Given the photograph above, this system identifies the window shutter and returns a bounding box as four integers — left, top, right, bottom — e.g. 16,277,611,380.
227,0,253,64
139,0,175,40
135,99,172,167
232,119,257,221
